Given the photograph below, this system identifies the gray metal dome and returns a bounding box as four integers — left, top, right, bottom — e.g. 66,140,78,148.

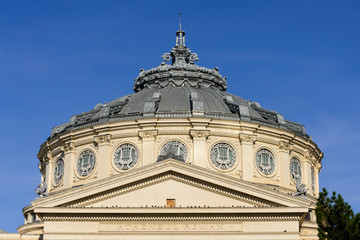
50,30,309,140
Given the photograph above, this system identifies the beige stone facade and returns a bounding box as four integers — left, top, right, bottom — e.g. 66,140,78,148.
1,28,323,240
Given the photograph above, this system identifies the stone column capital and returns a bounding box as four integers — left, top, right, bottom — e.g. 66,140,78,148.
278,140,292,153
190,129,210,140
239,133,256,145
46,152,54,163
61,142,76,153
94,134,112,146
138,130,158,141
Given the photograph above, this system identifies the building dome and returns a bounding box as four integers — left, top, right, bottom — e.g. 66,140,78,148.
50,33,308,140
34,27,323,195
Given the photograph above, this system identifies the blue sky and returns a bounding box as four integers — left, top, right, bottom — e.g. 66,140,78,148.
1,1,359,232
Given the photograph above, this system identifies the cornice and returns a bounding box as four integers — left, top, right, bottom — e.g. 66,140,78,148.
36,207,305,222
40,117,322,160
60,172,276,208
17,221,44,234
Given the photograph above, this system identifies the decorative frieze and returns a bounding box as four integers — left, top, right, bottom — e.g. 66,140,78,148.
99,221,243,232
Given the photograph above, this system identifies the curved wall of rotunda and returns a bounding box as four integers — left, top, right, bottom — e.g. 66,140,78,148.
37,116,322,198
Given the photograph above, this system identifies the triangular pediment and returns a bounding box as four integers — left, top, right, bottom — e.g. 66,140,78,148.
32,159,311,209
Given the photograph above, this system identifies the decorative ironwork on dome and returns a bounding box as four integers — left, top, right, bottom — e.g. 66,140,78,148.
133,25,228,92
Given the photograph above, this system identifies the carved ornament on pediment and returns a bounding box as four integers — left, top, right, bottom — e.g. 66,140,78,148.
239,133,256,145
94,134,112,146
190,129,210,140
138,130,158,140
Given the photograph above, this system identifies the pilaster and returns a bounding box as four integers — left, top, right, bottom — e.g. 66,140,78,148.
315,163,321,197
239,133,256,181
190,130,210,167
138,130,158,166
61,142,76,188
94,134,112,179
278,141,291,189
303,160,311,195
44,152,53,194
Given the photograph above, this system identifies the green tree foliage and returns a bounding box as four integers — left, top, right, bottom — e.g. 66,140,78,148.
316,188,360,240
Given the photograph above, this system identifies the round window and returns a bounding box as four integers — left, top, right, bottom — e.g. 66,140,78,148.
114,144,139,170
53,158,64,185
290,157,302,181
255,149,276,175
158,141,188,162
210,143,236,170
76,150,96,177
311,166,315,191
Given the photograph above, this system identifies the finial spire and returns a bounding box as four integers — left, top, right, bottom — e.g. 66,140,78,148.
176,13,185,46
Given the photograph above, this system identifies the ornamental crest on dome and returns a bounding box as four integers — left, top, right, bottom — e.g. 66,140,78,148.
133,26,227,92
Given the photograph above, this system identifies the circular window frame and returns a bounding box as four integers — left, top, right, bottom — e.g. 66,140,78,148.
310,165,316,192
289,156,302,183
157,139,190,163
254,147,278,178
208,141,238,172
111,141,141,172
74,148,97,179
53,157,65,186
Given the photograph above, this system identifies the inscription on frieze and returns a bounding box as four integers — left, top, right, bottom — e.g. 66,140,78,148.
98,221,243,232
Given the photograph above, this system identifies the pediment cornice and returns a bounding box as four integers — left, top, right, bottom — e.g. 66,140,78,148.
31,159,312,209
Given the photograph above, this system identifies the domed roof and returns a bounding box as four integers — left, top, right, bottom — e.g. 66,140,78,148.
50,29,309,140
